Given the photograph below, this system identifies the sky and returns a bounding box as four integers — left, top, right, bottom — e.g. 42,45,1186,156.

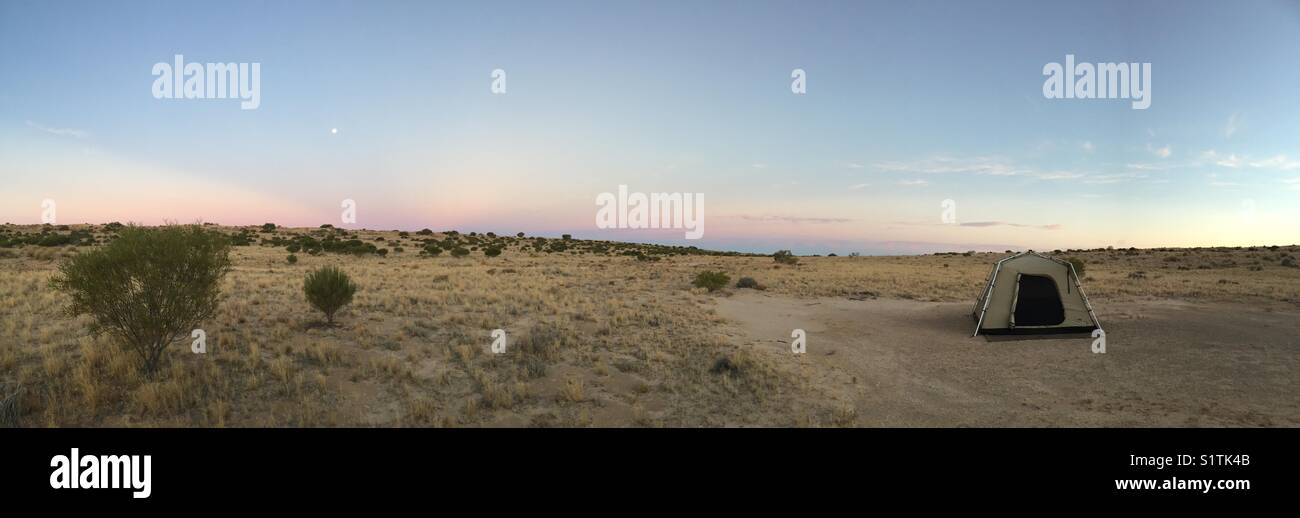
1,0,1298,254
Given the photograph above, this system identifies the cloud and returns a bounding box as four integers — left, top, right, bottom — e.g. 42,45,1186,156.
1201,150,1299,170
1147,143,1172,158
750,163,767,169
1032,170,1084,180
736,215,853,224
1283,178,1300,190
897,179,930,186
1248,155,1300,170
847,183,870,190
874,156,1025,176
1224,112,1241,139
1126,161,1181,171
875,155,1085,182
846,162,864,169
1083,172,1148,184
25,120,89,139
959,221,1061,230
1081,141,1095,153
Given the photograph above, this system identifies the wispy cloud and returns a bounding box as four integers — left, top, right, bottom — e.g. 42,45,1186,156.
1224,112,1241,139
1247,155,1300,170
26,120,89,139
1126,161,1182,171
1033,170,1085,180
875,156,1024,176
960,221,1062,230
1081,141,1095,153
735,215,853,224
897,179,930,186
1147,143,1172,158
897,220,1061,230
876,155,1086,182
1202,150,1300,170
847,183,870,190
1083,172,1149,184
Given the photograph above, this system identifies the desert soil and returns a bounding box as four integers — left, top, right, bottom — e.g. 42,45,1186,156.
3,224,1298,427
716,292,1300,426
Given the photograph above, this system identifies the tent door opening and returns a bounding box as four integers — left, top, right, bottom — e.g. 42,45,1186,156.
1010,274,1065,327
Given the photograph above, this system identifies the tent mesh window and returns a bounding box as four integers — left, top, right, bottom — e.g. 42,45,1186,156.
1013,274,1065,326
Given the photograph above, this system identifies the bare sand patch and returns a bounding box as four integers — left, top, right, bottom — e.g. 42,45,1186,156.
716,291,1300,427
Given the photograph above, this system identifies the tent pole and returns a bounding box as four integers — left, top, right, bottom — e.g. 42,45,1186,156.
973,262,1003,337
1067,263,1103,332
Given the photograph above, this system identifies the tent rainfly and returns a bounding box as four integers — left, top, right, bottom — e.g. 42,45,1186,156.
972,252,1102,337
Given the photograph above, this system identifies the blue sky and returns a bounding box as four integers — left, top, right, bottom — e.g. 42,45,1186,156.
2,0,1298,254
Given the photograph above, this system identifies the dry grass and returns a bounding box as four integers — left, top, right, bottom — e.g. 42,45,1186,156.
1,224,1297,427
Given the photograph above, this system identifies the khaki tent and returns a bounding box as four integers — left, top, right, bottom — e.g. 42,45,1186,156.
972,252,1101,336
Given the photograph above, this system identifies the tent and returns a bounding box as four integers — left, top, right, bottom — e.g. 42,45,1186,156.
971,252,1102,336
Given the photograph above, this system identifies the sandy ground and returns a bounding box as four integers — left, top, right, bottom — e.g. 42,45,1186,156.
716,292,1300,427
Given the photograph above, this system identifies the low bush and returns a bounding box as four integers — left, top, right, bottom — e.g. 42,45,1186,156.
303,266,357,325
692,271,730,292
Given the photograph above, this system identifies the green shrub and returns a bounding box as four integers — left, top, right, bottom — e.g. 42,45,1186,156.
287,254,298,264
483,246,502,257
773,250,799,265
450,247,470,258
692,271,730,292
1066,257,1086,277
736,277,761,289
49,225,231,374
286,243,301,253
303,266,357,325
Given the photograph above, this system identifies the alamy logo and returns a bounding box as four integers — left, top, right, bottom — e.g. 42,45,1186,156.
595,185,704,239
50,448,152,499
152,54,261,110
1043,54,1150,110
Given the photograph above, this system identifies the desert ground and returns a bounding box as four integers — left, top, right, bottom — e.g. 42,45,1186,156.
1,223,1297,427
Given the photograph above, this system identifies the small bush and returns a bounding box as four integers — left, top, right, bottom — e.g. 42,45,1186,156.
287,254,298,264
303,266,357,325
692,271,730,292
483,247,502,257
49,225,231,374
1283,257,1298,268
773,250,799,265
735,277,761,289
1066,257,1086,277
450,247,470,258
